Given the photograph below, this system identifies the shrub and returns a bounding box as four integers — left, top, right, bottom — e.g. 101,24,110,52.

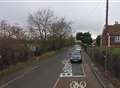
87,47,120,79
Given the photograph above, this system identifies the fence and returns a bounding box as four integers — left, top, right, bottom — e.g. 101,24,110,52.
86,46,120,79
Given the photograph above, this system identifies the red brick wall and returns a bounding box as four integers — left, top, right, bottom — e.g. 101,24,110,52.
101,32,108,47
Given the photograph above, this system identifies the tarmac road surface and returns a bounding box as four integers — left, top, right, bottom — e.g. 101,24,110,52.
0,47,103,88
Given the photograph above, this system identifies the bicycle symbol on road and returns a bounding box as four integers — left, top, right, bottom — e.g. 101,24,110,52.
70,80,87,88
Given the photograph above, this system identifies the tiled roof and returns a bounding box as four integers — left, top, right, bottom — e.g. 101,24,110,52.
103,24,120,35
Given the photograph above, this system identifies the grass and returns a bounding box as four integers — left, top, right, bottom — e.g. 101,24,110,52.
95,47,105,52
94,47,120,55
110,48,120,55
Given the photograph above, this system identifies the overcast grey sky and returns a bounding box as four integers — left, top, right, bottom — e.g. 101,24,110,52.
0,0,120,38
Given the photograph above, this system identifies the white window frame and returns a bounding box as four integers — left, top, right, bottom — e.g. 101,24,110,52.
115,36,120,43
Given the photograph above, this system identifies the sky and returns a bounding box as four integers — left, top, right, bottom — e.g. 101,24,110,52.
0,0,120,39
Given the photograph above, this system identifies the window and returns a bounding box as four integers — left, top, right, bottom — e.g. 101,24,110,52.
115,36,120,43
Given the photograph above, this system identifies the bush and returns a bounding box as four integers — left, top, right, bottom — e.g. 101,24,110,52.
87,47,120,79
0,39,31,71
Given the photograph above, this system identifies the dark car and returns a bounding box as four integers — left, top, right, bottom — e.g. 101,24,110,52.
70,51,82,63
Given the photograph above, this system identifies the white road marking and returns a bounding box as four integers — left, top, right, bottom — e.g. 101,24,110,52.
60,58,86,78
60,59,73,77
71,75,85,78
60,63,86,78
81,63,86,77
0,74,25,88
70,80,87,88
0,65,41,88
52,77,60,88
60,73,72,77
31,65,40,70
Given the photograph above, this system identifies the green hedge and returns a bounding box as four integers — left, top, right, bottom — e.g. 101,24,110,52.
87,47,120,79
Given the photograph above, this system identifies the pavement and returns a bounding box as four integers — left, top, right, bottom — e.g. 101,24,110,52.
0,47,108,88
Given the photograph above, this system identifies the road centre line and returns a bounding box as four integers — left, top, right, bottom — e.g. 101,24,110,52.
31,65,41,70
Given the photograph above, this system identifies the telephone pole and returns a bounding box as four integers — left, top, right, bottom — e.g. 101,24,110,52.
106,0,109,27
105,0,109,73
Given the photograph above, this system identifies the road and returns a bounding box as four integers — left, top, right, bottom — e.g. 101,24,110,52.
0,47,103,88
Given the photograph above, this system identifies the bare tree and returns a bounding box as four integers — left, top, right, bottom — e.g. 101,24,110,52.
10,25,26,40
0,9,74,71
28,9,54,40
50,17,72,38
58,17,72,38
49,17,72,48
0,21,26,39
0,20,12,38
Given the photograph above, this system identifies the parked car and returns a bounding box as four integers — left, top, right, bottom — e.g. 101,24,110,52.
70,51,82,63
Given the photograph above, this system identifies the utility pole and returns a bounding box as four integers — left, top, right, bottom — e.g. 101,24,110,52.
105,0,109,73
106,0,109,27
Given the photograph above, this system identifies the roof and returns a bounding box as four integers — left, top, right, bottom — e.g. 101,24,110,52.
103,24,120,36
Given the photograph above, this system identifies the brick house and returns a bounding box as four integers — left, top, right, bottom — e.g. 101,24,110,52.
101,22,120,48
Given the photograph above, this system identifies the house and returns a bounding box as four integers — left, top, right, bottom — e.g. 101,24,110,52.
101,22,120,48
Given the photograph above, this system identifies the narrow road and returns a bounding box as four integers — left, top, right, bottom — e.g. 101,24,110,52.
0,47,103,88
55,51,103,88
